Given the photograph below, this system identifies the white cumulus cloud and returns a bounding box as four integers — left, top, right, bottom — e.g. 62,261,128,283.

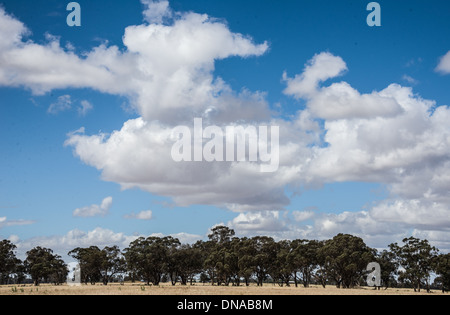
228,211,286,234
436,51,450,74
47,95,72,115
73,197,113,218
124,210,153,220
141,0,172,24
77,100,93,116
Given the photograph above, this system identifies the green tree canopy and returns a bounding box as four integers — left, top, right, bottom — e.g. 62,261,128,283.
389,237,439,292
69,245,126,285
124,236,180,285
435,253,450,293
319,234,374,288
25,246,68,286
290,239,322,288
0,240,22,285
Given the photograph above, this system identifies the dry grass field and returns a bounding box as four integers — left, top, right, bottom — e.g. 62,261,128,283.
0,283,446,295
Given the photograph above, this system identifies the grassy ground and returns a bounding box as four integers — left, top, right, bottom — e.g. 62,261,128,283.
0,283,445,295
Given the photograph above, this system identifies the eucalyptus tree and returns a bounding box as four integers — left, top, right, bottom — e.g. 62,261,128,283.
435,253,450,293
0,240,22,285
25,247,68,286
124,236,180,285
319,234,374,288
389,237,439,292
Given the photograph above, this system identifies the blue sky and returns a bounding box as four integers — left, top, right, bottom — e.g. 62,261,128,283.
1,0,450,259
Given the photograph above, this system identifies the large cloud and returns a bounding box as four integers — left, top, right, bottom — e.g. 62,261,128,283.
0,4,269,124
122,11,270,124
64,118,306,211
283,53,450,247
0,19,126,95
283,52,404,120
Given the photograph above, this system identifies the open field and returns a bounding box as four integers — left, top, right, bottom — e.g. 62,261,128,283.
0,283,446,295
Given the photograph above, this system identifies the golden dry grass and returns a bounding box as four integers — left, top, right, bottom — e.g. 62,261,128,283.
0,283,446,295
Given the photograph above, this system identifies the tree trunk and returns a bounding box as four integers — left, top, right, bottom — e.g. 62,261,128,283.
170,272,177,286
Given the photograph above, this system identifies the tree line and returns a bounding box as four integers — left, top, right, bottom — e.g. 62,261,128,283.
1,226,449,292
